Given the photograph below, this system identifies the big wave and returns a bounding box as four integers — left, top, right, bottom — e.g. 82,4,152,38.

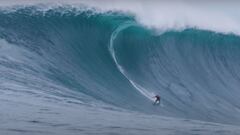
1,5,240,125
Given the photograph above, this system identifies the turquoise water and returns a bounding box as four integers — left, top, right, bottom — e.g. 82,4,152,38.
0,6,240,134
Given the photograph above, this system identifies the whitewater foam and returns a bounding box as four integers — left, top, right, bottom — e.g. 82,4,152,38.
1,1,240,35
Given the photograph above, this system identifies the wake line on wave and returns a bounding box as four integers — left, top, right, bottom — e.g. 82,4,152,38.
109,22,155,101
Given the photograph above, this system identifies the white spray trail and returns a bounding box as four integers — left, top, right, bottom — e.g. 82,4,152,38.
109,22,155,101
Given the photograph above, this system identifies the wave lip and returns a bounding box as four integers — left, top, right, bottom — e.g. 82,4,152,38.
1,1,240,35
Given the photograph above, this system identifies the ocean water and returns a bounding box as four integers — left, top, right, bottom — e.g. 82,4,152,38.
0,1,240,135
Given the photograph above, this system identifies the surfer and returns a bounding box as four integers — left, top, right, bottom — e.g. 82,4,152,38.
153,95,161,105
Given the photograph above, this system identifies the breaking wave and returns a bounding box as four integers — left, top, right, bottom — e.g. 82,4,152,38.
1,5,240,125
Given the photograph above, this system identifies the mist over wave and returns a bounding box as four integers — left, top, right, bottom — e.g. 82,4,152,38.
0,4,240,127
1,1,240,34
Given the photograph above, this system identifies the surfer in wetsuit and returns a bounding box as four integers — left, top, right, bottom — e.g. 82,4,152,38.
153,95,160,105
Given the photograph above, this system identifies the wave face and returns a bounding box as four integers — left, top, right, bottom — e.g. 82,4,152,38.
1,6,240,125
